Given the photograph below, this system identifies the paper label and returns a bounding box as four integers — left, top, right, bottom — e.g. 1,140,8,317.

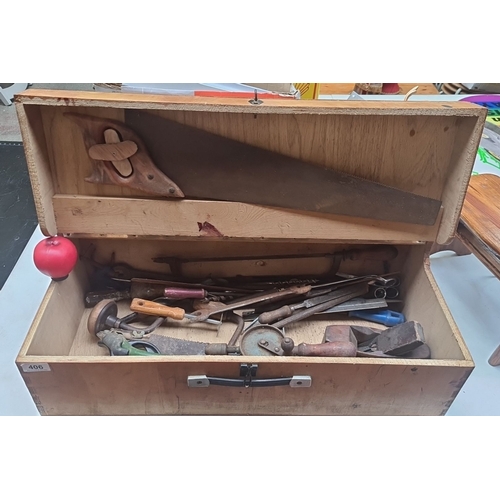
21,363,51,373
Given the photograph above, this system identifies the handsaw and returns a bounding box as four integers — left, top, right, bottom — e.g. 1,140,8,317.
67,111,442,225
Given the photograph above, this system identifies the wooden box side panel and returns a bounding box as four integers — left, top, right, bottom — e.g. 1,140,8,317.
16,359,472,416
15,104,56,236
52,195,441,243
19,264,88,356
402,245,472,361
437,115,486,244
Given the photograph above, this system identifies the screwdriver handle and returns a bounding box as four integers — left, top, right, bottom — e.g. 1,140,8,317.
130,298,185,320
258,305,294,324
164,287,206,300
348,309,405,327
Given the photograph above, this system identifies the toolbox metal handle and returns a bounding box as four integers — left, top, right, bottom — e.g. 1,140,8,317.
187,375,312,388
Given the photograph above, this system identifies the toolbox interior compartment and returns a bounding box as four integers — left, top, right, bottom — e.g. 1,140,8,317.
14,91,485,415
20,239,469,361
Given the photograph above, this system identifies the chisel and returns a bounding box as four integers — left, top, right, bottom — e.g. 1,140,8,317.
258,284,374,324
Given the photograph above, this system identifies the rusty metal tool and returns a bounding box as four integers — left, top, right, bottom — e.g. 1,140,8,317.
240,277,388,318
356,343,431,359
128,277,256,295
144,334,208,355
96,330,161,356
163,287,207,299
121,110,442,225
204,343,241,355
227,312,246,347
84,285,213,308
375,321,424,355
271,282,369,329
87,299,165,336
356,321,425,356
239,325,286,356
152,245,399,277
96,330,209,356
314,297,388,315
188,285,311,322
85,281,168,308
129,298,221,325
279,325,358,357
336,272,398,287
258,283,377,324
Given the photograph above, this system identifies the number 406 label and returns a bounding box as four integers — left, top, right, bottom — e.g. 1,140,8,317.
20,363,51,372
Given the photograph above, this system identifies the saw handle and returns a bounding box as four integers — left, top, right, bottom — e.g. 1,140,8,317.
343,245,398,261
130,298,185,320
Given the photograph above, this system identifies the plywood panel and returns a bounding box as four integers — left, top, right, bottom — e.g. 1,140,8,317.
17,357,472,416
16,91,486,243
15,104,56,235
53,195,441,243
40,106,140,198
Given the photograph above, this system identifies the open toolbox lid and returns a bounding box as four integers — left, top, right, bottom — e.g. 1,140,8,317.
15,90,486,245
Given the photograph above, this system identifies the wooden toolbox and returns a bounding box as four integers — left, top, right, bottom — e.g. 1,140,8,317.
14,89,486,415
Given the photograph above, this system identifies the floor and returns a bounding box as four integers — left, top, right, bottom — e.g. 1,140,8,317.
0,83,93,141
1,84,499,415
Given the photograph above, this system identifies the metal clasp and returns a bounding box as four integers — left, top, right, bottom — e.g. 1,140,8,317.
240,363,258,388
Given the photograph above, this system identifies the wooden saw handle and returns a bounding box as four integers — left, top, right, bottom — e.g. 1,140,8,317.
130,298,185,320
65,112,184,198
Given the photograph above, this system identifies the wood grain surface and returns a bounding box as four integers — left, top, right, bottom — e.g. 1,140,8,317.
16,237,474,415
52,194,442,243
15,90,486,241
461,174,500,254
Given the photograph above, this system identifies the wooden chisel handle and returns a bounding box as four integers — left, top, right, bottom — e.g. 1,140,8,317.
343,245,398,261
130,298,185,320
259,305,294,324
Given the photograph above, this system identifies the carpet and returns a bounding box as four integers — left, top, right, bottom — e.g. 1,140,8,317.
0,142,38,289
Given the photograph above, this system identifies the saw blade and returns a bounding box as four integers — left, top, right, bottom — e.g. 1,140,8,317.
124,110,442,226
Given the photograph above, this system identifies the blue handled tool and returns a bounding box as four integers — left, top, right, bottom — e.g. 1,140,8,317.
348,309,405,327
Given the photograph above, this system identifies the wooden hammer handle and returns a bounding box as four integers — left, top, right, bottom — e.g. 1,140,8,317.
130,298,185,320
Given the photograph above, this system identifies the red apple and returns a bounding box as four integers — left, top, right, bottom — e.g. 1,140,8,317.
33,236,78,281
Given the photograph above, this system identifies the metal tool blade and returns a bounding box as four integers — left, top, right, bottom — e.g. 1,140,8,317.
147,334,208,355
315,297,388,314
124,110,441,226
